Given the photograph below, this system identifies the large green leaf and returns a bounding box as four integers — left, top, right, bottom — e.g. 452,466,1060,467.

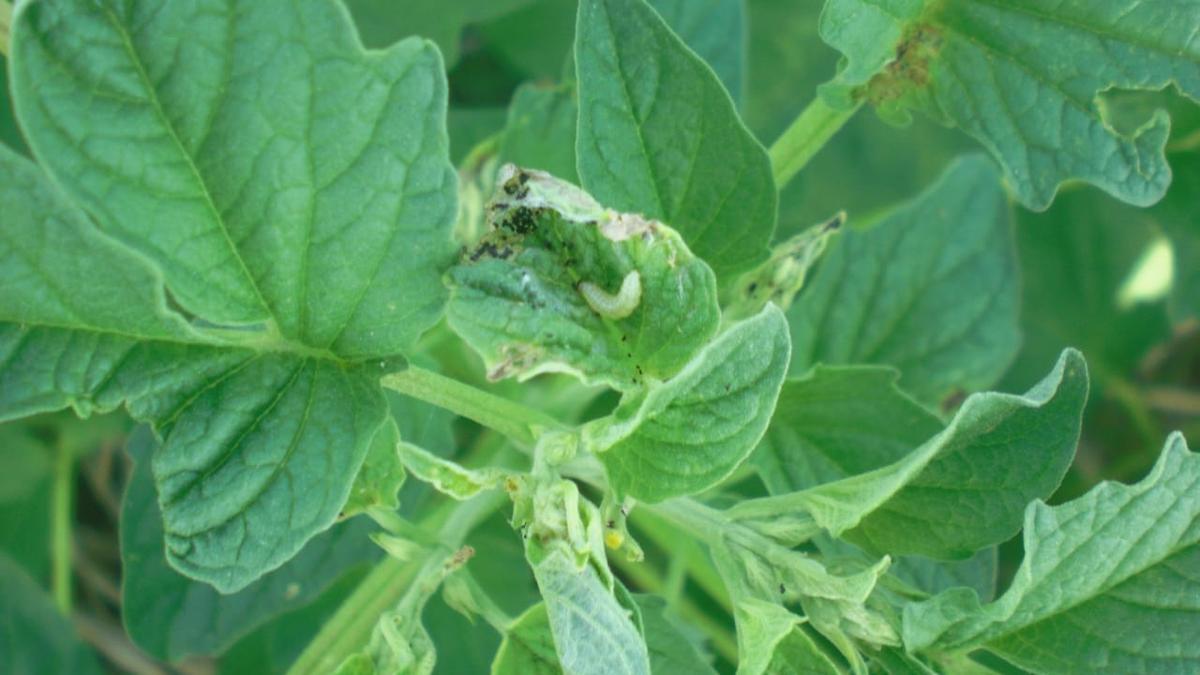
733,349,1088,559
903,433,1200,674
447,165,720,390
11,0,456,354
586,305,790,502
0,554,102,675
752,365,943,494
818,0,1200,209
2,0,455,591
787,154,1017,403
575,0,776,279
533,550,651,675
120,428,379,662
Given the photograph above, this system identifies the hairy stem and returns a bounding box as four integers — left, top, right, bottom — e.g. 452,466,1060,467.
52,443,74,615
768,96,862,189
382,366,565,446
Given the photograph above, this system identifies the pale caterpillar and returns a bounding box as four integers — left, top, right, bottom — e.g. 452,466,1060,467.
579,270,642,319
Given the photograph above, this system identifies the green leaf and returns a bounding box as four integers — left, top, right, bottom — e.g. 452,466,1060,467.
634,594,719,675
447,165,720,389
12,0,456,354
646,0,747,103
533,550,651,675
0,553,102,675
342,420,406,519
733,349,1088,559
903,433,1200,674
586,305,790,502
499,83,581,184
492,594,716,675
818,0,1200,209
493,603,562,675
787,154,1018,403
890,548,998,603
4,0,457,590
399,441,507,500
752,365,943,494
575,0,776,279
730,598,841,675
120,427,379,662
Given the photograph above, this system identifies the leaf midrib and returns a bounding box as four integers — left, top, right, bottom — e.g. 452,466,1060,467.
99,2,272,323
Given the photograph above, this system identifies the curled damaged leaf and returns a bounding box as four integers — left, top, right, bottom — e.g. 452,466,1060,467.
446,165,720,390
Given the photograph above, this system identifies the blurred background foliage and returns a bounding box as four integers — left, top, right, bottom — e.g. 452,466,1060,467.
0,1,1196,673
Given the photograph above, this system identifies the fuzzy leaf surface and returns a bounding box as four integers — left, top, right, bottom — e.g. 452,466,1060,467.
11,0,456,354
533,551,651,675
904,433,1200,674
819,0,1200,208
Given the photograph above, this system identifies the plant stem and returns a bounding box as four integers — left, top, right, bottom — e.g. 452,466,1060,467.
382,366,565,446
768,96,862,189
52,443,74,615
287,490,506,675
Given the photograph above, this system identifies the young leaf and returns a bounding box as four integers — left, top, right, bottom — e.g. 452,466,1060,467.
575,0,776,279
120,428,379,662
733,349,1088,559
752,365,943,494
398,441,507,500
0,554,102,675
533,550,651,675
447,165,720,390
4,0,456,591
819,0,1200,209
903,433,1200,674
11,0,456,354
787,154,1017,403
585,305,790,502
